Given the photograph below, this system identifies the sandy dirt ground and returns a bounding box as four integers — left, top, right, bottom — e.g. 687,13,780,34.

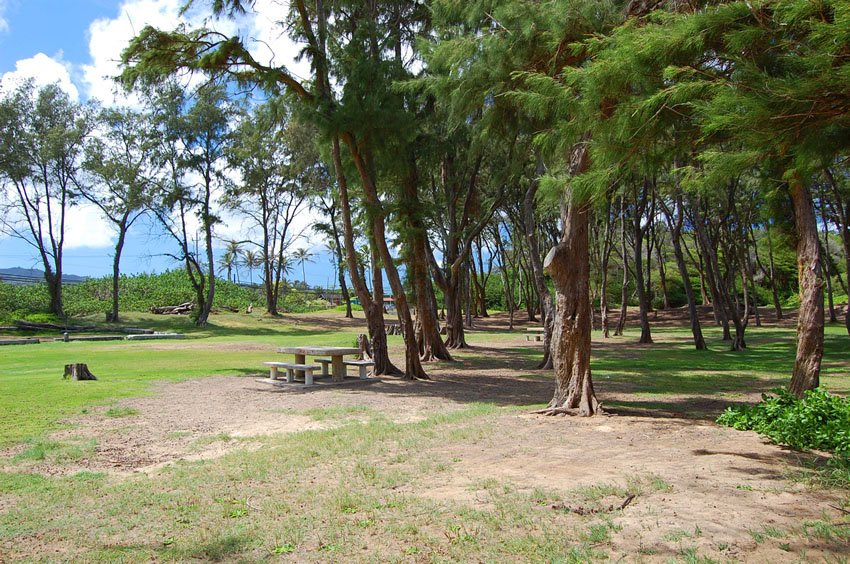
2,310,848,561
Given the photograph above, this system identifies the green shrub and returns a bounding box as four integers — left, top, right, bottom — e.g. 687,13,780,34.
717,388,850,457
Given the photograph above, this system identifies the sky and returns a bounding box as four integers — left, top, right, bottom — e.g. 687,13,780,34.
0,0,340,288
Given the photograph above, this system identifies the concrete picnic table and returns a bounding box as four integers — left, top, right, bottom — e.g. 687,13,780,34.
278,346,360,382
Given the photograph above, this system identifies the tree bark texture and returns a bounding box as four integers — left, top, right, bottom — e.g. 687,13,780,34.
331,136,399,376
64,363,97,381
540,144,598,416
788,179,824,397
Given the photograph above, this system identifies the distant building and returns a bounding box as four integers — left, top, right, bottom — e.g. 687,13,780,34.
319,292,345,305
347,296,397,312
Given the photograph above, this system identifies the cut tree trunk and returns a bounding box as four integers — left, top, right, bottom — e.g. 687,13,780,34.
64,363,97,381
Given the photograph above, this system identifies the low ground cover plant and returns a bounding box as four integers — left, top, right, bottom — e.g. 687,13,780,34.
718,388,850,486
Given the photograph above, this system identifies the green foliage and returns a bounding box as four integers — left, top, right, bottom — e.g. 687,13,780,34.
717,388,850,458
0,271,341,322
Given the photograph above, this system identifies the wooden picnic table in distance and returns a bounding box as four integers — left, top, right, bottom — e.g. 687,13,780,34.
278,346,360,382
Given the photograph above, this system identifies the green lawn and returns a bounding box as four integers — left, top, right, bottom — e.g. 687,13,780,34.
1,313,849,561
2,313,848,447
0,312,369,446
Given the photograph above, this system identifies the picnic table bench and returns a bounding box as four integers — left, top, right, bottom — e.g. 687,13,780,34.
526,327,545,341
344,359,375,379
277,346,367,382
264,361,320,385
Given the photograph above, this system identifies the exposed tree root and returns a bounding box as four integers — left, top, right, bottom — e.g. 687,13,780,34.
532,404,605,417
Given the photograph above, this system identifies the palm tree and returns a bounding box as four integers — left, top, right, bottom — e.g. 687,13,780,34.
218,240,242,282
240,249,263,286
293,247,315,288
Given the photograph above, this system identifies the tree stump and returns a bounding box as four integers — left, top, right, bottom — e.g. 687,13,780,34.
63,363,97,381
357,333,373,360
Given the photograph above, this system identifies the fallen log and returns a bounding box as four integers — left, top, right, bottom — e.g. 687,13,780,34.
149,302,194,315
14,320,99,332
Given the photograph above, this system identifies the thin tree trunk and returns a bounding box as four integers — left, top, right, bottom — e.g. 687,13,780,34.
691,201,731,339
109,218,129,323
331,136,399,375
524,159,555,369
614,196,629,336
824,168,850,334
819,194,837,324
599,200,615,339
750,224,783,322
632,182,653,344
654,231,670,310
661,194,706,350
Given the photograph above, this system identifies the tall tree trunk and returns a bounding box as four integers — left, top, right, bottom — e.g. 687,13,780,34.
401,157,451,362
494,224,516,330
632,182,653,344
824,168,850,334
341,134,427,380
691,201,732,340
750,224,783,322
331,136,399,375
819,195,837,324
524,159,555,369
662,195,706,350
412,240,452,361
599,200,615,339
473,237,490,318
789,178,824,397
109,217,130,323
614,196,629,336
538,145,598,416
765,227,784,321
654,231,670,310
328,211,353,319
464,264,474,329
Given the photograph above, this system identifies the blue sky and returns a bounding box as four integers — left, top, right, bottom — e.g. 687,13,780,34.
0,0,338,287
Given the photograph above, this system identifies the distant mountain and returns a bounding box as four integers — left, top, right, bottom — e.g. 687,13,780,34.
0,267,88,285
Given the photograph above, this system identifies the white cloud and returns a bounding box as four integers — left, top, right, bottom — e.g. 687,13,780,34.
82,0,247,105
247,0,309,77
0,0,8,33
83,0,184,104
64,203,115,249
81,0,309,105
0,53,79,100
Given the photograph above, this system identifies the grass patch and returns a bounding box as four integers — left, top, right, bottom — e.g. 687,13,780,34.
105,406,139,418
12,438,97,464
0,311,361,447
0,313,848,560
302,405,377,421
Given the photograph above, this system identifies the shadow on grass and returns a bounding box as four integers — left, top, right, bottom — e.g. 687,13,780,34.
244,327,850,425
